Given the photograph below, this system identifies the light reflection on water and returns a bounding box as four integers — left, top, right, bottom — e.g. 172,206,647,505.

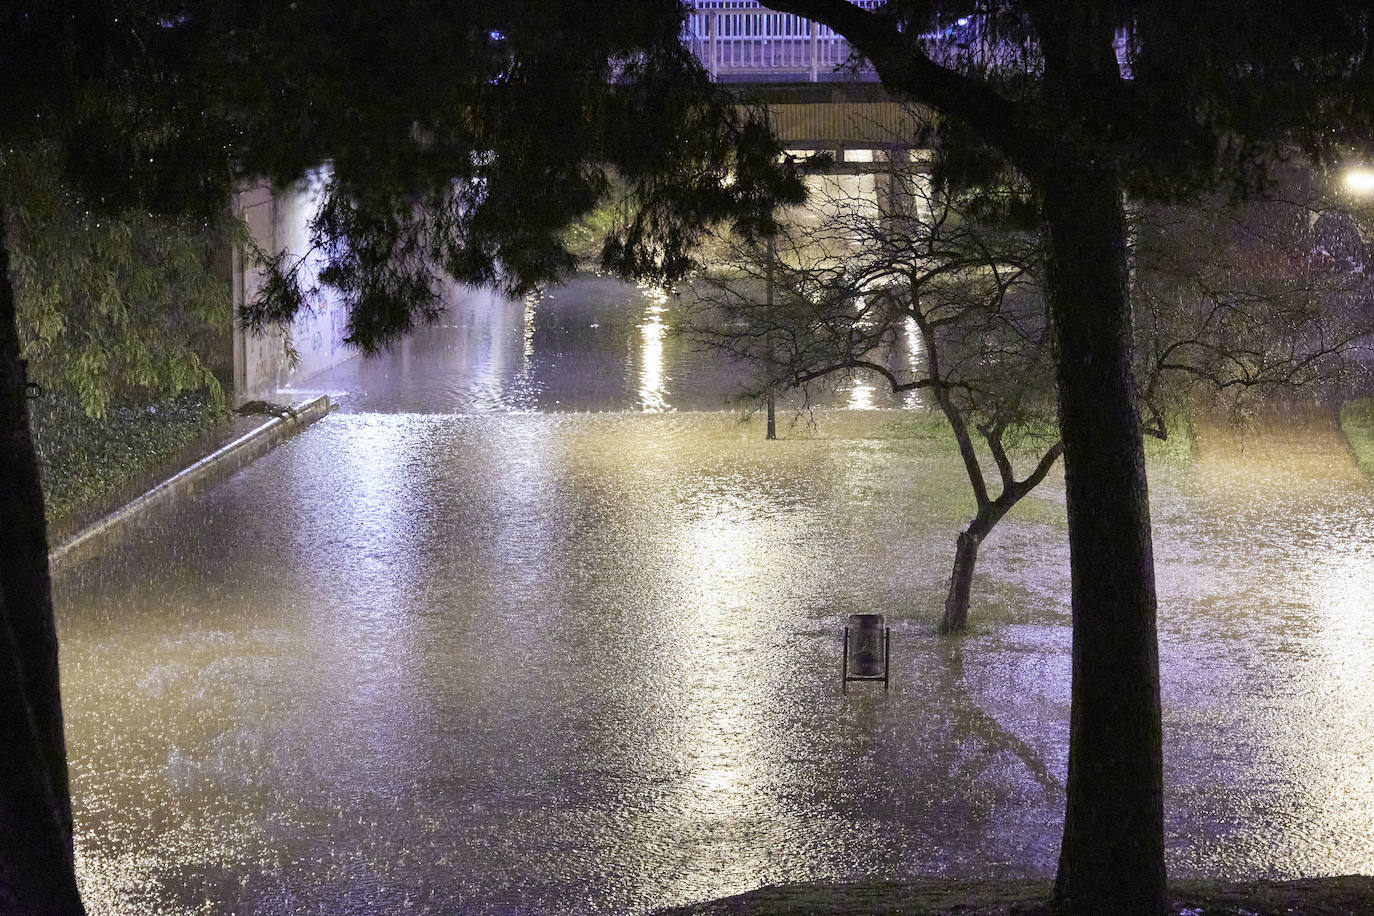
58,412,1069,914
288,274,920,415
52,283,1374,913
636,286,669,412
1149,412,1374,878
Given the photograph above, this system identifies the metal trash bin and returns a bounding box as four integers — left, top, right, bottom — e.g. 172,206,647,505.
843,613,890,688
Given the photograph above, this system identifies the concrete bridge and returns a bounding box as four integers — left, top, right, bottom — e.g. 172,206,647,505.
735,81,923,165
677,4,923,166
232,3,919,400
682,0,884,83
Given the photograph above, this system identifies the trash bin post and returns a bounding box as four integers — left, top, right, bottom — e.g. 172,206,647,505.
842,626,850,684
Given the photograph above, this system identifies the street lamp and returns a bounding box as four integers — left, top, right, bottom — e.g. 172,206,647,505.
1343,167,1374,195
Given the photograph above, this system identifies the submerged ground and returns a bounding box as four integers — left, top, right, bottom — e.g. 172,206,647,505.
52,276,1374,914
657,875,1374,914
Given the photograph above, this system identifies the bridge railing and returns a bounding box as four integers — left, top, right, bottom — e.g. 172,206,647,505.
683,2,883,82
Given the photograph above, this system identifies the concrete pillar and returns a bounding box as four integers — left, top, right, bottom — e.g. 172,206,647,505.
708,11,718,79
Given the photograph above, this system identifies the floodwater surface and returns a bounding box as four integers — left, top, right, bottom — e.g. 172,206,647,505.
53,278,1374,914
283,274,922,415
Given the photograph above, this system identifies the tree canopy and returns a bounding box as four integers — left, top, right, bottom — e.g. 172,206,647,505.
3,142,234,417
207,1,804,348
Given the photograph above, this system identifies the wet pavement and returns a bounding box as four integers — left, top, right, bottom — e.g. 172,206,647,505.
53,276,1374,914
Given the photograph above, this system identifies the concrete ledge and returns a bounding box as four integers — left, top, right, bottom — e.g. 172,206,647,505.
49,395,334,569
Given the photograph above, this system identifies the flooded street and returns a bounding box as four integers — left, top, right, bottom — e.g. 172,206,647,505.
54,276,1374,914
1151,415,1374,877
282,274,920,415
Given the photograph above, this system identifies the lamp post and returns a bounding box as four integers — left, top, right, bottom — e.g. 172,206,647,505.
765,233,777,440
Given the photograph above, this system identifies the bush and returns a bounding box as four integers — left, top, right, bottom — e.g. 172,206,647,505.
31,391,228,525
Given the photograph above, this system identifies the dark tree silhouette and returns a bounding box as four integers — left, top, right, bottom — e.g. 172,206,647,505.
692,163,1063,635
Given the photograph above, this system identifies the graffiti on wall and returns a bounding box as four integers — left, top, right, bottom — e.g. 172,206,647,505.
235,170,355,398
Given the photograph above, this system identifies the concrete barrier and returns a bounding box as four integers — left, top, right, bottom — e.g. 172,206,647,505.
49,395,335,569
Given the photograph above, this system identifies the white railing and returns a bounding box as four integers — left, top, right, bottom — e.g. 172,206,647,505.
683,2,883,81
689,0,885,10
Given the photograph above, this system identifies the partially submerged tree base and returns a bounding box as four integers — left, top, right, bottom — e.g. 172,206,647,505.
937,428,1064,635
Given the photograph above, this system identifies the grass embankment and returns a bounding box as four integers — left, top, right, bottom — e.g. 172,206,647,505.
1339,396,1374,477
658,875,1374,915
32,392,228,533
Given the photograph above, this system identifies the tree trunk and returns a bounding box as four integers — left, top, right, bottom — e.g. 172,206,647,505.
0,208,85,913
1043,172,1166,916
940,525,981,634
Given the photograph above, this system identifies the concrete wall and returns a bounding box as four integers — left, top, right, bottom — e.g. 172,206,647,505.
232,170,354,400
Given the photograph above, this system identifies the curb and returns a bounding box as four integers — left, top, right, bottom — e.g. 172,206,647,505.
49,395,335,569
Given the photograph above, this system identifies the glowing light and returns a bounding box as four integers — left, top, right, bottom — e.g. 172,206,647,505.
521,293,538,364
1344,168,1374,195
657,492,783,869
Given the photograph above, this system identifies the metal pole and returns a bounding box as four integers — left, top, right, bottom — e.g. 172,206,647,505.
766,234,776,440
883,627,891,689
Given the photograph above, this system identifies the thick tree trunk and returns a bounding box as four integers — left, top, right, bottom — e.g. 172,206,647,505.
0,209,85,913
940,527,980,634
1043,173,1165,916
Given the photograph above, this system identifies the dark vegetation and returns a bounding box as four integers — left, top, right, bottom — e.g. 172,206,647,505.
4,143,236,539
31,392,227,535
3,143,237,419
